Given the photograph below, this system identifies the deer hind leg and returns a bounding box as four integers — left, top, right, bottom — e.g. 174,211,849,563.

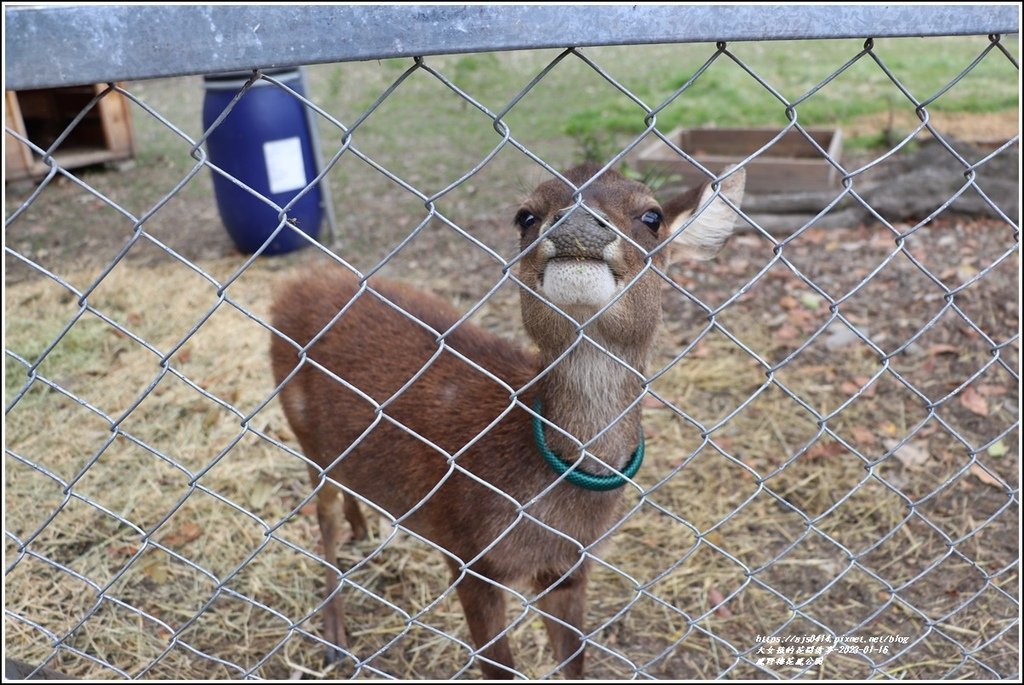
343,492,368,540
310,471,349,665
533,565,589,678
449,562,518,679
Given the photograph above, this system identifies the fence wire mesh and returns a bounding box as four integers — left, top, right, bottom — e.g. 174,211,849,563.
4,25,1020,681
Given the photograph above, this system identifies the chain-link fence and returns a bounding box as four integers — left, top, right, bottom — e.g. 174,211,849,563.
4,5,1019,680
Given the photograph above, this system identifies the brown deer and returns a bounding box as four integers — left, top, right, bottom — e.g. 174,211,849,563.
269,163,745,678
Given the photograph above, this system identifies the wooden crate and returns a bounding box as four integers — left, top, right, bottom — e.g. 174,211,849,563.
5,84,135,182
632,126,842,194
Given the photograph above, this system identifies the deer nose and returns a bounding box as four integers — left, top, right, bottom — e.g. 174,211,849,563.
547,212,616,260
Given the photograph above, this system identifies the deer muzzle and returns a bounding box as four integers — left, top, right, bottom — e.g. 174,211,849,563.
538,210,622,308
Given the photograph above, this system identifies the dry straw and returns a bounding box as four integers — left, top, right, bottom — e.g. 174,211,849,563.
6,222,1017,679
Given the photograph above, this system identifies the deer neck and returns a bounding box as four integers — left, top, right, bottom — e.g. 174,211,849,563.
536,338,648,475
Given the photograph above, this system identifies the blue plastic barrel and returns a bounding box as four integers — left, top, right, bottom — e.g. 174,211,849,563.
202,68,322,255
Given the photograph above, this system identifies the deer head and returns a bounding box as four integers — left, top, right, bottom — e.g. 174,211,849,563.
516,163,746,365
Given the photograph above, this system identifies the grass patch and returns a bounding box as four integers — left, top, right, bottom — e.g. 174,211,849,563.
558,37,1018,156
101,36,1017,228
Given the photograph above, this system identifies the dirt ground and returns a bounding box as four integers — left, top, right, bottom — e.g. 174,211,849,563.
4,73,1019,679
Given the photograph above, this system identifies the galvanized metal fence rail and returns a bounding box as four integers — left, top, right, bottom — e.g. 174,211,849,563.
4,5,1020,680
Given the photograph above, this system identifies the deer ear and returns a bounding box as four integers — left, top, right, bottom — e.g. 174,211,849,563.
667,166,745,262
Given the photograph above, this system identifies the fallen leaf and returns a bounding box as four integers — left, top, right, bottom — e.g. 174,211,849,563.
773,324,801,344
714,436,735,452
850,425,876,446
851,374,875,387
840,381,861,395
871,232,896,249
779,295,799,310
956,262,978,282
825,326,863,350
926,344,960,356
921,355,937,376
799,293,823,309
671,274,694,289
202,407,220,432
840,375,877,397
977,384,1008,398
969,463,1002,488
806,442,846,460
798,228,820,244
728,257,750,274
958,387,989,417
162,522,203,547
986,440,1008,458
798,364,832,379
141,557,168,583
786,307,815,329
884,439,929,468
106,544,138,557
708,587,733,618
249,480,276,510
704,531,724,548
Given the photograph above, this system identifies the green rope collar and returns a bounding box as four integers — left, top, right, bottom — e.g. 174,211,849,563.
532,400,644,491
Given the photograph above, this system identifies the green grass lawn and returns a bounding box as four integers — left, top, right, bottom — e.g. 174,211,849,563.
558,36,1020,132
121,35,1017,194
298,35,1018,164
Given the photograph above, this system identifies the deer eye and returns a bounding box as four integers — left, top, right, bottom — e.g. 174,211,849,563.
640,209,662,232
515,210,538,231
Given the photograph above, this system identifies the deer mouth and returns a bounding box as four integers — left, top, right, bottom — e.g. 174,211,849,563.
540,258,620,307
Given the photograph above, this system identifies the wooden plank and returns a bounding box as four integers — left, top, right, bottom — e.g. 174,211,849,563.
640,157,837,194
95,83,135,157
17,148,136,180
4,90,35,181
677,127,837,158
47,146,132,169
4,84,135,182
632,126,842,193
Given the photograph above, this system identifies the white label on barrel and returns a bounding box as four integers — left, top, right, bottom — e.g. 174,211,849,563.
263,137,307,194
